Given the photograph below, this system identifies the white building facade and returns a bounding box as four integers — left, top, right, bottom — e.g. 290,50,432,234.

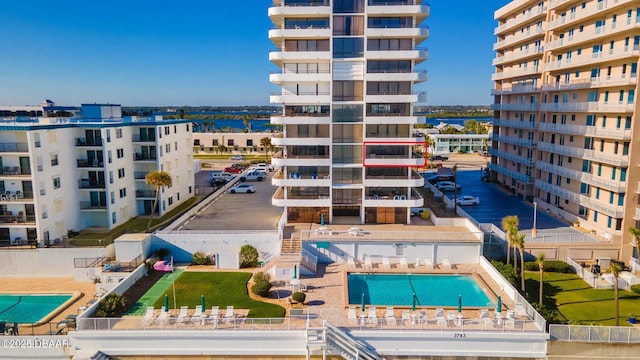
0,104,194,247
269,0,429,225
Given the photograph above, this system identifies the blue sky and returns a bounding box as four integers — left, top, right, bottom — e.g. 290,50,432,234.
0,1,510,106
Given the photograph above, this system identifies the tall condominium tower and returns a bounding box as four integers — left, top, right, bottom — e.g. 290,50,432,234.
492,0,640,260
268,0,429,225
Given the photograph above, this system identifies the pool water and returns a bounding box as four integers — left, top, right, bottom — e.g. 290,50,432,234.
0,294,72,324
348,274,493,307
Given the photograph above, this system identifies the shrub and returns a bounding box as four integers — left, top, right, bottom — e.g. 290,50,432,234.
490,260,520,287
524,260,573,273
292,292,306,304
532,303,558,323
152,248,170,260
192,251,211,265
420,210,431,221
67,229,80,238
250,272,272,297
94,294,128,318
631,284,640,295
240,245,259,268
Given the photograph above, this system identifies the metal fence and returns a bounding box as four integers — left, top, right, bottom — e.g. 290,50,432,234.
549,324,640,343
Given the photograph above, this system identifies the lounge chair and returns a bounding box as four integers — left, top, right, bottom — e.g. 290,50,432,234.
155,310,169,325
399,257,408,269
192,305,203,324
364,256,372,270
176,306,189,324
224,306,235,322
401,310,411,325
447,311,457,326
442,256,452,269
207,306,220,326
382,256,391,269
505,310,516,328
367,307,378,325
415,258,420,268
347,257,356,268
481,309,494,327
425,256,434,269
435,308,446,327
347,306,358,325
142,307,155,325
385,307,397,326
417,310,427,325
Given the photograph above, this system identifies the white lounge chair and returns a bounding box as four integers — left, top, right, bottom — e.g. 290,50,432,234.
385,307,397,326
425,256,434,269
176,306,189,323
347,306,358,325
192,305,203,324
399,257,408,269
481,309,494,327
447,311,457,326
156,310,169,325
435,308,446,327
505,310,516,328
442,256,452,269
347,257,356,268
417,310,427,324
401,310,411,325
224,306,235,322
367,307,378,325
364,256,372,270
142,307,155,325
382,256,391,269
207,306,220,327
415,258,420,268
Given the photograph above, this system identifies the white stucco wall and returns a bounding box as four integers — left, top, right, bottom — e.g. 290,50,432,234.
0,248,104,278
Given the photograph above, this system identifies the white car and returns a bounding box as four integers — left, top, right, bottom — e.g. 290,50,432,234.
456,196,480,206
230,155,245,160
228,184,256,194
435,181,461,192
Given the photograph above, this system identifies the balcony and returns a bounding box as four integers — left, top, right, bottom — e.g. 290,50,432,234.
491,85,541,95
77,159,104,168
0,191,33,202
366,48,428,63
366,91,426,104
635,207,640,221
539,102,635,113
491,103,539,112
0,213,36,225
488,163,534,183
271,136,331,146
494,5,546,35
270,91,331,104
0,142,29,153
0,166,31,177
492,118,537,130
548,0,635,29
78,180,106,190
548,19,640,51
536,161,626,193
492,134,536,147
269,50,331,65
134,172,148,180
537,141,629,167
489,148,534,167
492,66,540,81
546,47,640,72
133,153,157,161
367,26,429,42
363,154,425,167
268,1,331,21
271,187,331,207
367,2,430,21
535,180,624,218
271,152,332,167
365,70,427,83
362,189,423,208
363,172,424,187
271,169,331,187
136,190,157,199
492,46,544,66
269,70,331,84
75,138,103,147
79,201,107,210
493,27,545,50
270,114,331,125
538,122,631,140
132,135,156,143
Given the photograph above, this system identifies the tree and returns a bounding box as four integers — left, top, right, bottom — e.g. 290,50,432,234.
501,215,519,266
202,119,209,133
243,115,252,133
512,232,526,291
217,144,227,154
608,262,623,326
240,244,259,268
145,171,173,232
95,293,128,318
537,253,546,304
629,227,640,245
260,137,272,161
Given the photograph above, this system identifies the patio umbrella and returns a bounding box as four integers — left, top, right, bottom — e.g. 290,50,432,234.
201,294,205,312
457,294,462,313
293,264,297,279
496,295,502,313
412,293,417,311
163,294,169,312
361,293,366,312
320,213,325,226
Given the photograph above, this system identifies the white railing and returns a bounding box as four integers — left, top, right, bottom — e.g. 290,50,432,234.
301,248,318,274
549,324,640,343
300,229,483,242
567,257,599,288
325,321,381,360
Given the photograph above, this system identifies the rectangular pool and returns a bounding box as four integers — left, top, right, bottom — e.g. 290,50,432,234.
348,274,493,307
0,294,73,324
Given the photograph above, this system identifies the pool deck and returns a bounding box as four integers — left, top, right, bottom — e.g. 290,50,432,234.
0,277,97,335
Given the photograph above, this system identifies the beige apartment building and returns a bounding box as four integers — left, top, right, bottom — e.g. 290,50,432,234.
491,0,640,261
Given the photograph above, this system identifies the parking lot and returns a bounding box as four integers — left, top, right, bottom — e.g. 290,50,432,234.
179,165,282,231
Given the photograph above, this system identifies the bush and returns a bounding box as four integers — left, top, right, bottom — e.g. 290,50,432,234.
420,210,431,221
524,260,573,273
292,292,306,304
532,303,558,323
152,248,170,260
250,272,272,297
631,284,640,295
490,260,520,287
67,229,80,238
240,245,259,268
192,251,211,265
94,294,128,318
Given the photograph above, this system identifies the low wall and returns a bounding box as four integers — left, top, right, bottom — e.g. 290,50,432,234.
0,248,104,278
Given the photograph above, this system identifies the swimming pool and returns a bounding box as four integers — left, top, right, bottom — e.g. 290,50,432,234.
348,274,493,307
0,294,74,324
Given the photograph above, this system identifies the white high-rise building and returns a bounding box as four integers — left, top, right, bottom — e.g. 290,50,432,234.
269,0,429,225
0,103,194,246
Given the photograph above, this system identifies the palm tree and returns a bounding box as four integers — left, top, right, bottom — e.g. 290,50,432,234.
512,232,526,291
608,262,623,326
201,120,209,133
260,137,271,161
217,144,227,155
145,171,172,232
243,115,251,133
629,226,640,246
501,215,519,266
536,253,545,304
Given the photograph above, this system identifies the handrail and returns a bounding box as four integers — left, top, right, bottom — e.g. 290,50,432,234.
549,324,640,343
324,321,381,360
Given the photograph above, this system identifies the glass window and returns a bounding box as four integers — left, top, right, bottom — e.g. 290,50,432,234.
333,38,364,58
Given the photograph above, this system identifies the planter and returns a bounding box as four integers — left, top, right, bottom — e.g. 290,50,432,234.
628,318,636,324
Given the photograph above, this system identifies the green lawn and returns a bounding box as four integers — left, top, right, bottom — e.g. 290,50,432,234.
152,272,285,318
525,271,640,326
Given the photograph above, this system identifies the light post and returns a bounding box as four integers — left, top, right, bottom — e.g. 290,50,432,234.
453,164,458,214
532,200,538,238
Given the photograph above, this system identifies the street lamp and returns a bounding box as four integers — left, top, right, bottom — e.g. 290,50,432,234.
532,200,538,238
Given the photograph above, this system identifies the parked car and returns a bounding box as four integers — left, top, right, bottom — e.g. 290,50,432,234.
228,184,256,194
230,155,245,160
224,167,244,174
435,181,461,192
426,174,455,184
456,196,480,206
255,162,274,172
239,171,266,182
210,173,235,185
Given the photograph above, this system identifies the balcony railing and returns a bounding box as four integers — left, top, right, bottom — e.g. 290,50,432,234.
132,135,156,142
272,0,330,6
136,190,157,198
0,142,29,152
78,180,106,189
133,153,157,161
77,159,104,168
0,191,34,201
0,166,30,176
0,214,36,224
488,163,534,183
79,201,107,209
75,138,103,147
134,172,148,180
